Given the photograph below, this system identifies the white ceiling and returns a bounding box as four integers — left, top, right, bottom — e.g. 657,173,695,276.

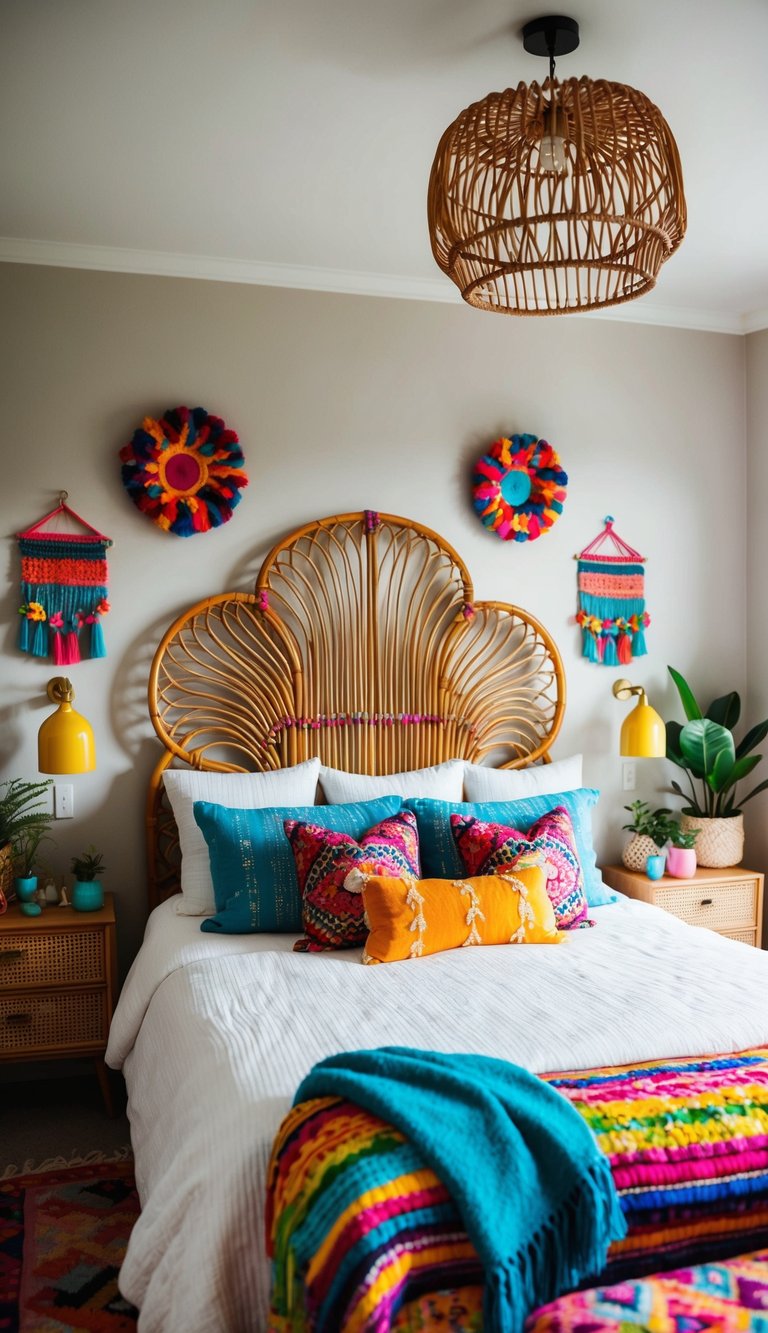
2,0,767,333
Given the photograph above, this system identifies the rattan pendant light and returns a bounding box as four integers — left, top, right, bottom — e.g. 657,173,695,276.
427,14,686,316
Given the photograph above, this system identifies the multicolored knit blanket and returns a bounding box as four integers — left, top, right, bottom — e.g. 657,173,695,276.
266,1047,768,1332
526,1246,768,1333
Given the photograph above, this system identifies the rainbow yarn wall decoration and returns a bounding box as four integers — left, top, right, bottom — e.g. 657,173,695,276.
120,405,247,536
17,496,112,664
471,432,567,542
576,517,650,665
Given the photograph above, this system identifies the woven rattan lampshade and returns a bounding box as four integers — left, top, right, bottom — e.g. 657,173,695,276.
428,63,687,315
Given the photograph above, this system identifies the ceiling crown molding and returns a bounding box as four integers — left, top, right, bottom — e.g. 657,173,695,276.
0,235,762,336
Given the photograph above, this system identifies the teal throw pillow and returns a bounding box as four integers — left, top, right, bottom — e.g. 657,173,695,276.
406,788,616,907
196,795,404,934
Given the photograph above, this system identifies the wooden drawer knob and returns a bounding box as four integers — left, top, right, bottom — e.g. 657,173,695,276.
700,898,713,906
5,1012,32,1025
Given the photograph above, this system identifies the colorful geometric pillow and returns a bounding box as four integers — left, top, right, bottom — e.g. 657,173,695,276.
361,867,561,964
450,806,593,930
284,809,421,952
405,788,613,906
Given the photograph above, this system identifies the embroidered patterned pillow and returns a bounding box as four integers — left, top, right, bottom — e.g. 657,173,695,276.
284,809,421,952
450,806,592,930
361,867,561,964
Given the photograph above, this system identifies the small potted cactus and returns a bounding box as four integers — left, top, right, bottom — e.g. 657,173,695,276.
621,801,672,873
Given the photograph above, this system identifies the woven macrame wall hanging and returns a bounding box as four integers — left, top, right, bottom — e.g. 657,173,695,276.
17,496,112,664
575,517,649,665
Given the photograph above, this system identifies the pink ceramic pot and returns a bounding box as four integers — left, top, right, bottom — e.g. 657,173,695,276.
666,846,697,879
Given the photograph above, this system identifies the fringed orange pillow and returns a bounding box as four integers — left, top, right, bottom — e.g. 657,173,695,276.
360,867,562,964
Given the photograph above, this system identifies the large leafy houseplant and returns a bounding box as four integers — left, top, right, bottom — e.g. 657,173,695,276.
0,778,53,903
665,667,768,817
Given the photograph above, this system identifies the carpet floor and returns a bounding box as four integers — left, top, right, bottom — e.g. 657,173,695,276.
1,1156,139,1331
1,1072,130,1175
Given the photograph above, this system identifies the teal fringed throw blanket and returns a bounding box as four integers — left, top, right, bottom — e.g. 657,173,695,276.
291,1047,626,1333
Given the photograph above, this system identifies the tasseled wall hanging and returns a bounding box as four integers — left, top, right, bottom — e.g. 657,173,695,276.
575,517,649,666
17,495,112,664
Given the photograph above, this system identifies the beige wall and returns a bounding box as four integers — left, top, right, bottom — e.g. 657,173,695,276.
0,264,748,969
746,330,768,912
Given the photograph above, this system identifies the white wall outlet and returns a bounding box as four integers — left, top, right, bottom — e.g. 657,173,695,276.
622,761,637,792
54,783,74,819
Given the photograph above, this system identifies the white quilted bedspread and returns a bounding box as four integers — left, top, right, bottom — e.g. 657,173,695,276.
106,895,768,1332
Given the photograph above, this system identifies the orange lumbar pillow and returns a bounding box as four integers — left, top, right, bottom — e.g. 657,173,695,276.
360,865,562,964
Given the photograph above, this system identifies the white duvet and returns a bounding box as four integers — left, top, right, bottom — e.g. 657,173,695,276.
107,896,768,1333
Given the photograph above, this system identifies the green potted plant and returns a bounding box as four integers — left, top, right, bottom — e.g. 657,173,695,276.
665,667,768,867
13,823,54,897
621,800,673,872
0,778,53,905
70,846,105,911
665,820,699,879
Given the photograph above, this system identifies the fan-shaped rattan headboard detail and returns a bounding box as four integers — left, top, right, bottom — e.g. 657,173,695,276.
147,511,565,907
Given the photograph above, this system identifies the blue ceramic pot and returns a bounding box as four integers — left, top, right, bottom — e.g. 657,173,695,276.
15,876,38,903
71,880,104,912
646,854,666,881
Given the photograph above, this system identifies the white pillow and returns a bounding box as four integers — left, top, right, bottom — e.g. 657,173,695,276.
463,754,583,803
319,759,466,805
164,759,321,915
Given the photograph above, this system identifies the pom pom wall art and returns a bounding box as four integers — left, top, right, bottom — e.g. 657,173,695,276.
576,517,650,665
120,405,248,536
472,432,567,542
17,496,111,664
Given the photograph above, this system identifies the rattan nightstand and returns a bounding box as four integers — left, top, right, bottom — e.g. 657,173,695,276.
601,865,764,948
0,893,117,1113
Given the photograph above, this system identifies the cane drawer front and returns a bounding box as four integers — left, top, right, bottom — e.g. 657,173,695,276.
0,928,105,991
654,878,758,930
0,988,108,1055
722,927,758,947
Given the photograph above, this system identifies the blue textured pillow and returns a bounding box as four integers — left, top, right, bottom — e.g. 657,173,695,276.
406,788,616,907
196,796,404,934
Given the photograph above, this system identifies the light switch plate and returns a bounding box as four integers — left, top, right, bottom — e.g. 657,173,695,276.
622,761,636,792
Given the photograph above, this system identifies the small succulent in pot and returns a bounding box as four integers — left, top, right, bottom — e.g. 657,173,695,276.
667,824,698,850
71,846,105,882
70,846,105,912
665,819,698,879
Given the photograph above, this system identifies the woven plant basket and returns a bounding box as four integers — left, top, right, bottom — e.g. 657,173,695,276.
0,840,13,905
622,834,660,872
680,814,744,869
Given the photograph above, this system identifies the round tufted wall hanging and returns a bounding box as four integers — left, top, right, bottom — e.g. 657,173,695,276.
472,432,567,542
120,405,248,536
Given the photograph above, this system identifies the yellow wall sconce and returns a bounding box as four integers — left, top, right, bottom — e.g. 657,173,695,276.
38,677,96,774
612,679,666,758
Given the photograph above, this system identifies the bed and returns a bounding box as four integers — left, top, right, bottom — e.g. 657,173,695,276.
106,511,768,1332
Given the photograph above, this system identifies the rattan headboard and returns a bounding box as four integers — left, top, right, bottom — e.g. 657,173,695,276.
146,511,565,907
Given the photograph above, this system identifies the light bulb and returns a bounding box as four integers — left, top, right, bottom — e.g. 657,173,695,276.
538,100,568,174
539,133,567,173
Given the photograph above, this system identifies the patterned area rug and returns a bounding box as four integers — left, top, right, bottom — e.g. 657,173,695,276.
0,1155,139,1331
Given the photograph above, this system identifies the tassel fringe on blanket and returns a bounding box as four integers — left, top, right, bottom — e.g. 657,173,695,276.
17,497,112,663
575,517,649,666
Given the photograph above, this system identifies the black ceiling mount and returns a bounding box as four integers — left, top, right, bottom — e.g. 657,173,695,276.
522,15,580,59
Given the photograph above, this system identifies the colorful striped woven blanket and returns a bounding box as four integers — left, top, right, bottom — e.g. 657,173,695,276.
267,1047,768,1332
